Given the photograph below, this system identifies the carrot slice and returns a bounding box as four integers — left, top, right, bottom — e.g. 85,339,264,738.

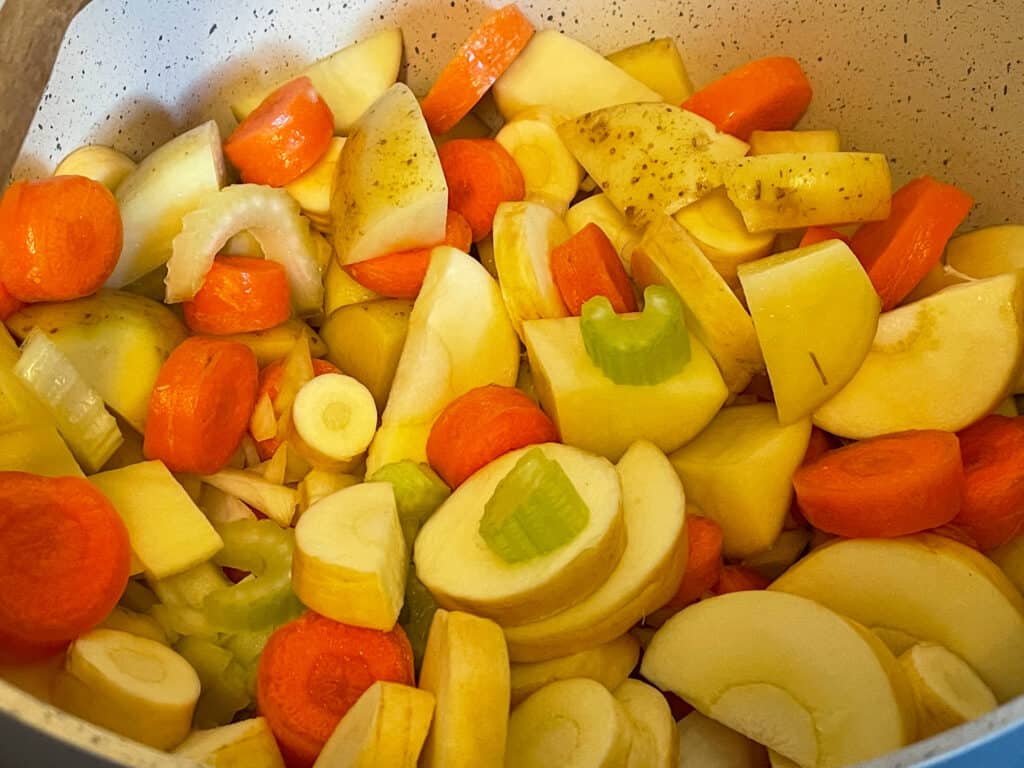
438,138,525,242
257,612,414,768
225,76,335,187
792,430,964,539
420,5,535,135
0,175,122,302
550,223,638,316
346,210,473,298
850,175,974,310
144,337,259,475
184,256,292,335
0,280,24,321
712,565,771,595
253,356,340,460
0,472,131,663
799,226,851,248
426,384,559,488
681,56,813,141
951,415,1024,550
663,516,723,611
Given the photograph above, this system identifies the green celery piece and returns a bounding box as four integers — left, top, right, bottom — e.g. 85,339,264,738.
580,284,691,385
147,561,229,641
203,519,304,633
399,566,438,672
175,636,251,729
368,460,451,548
478,448,589,563
224,628,275,697
119,579,159,614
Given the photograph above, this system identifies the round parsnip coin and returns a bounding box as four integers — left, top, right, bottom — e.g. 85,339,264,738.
510,633,640,706
507,678,633,768
614,679,677,768
899,643,997,738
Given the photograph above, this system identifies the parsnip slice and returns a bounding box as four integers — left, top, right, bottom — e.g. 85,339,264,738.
510,633,640,706
899,643,997,739
174,717,286,768
614,679,677,768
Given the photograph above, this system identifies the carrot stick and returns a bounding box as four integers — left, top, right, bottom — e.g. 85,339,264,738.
144,337,259,475
550,223,638,315
253,356,340,461
663,516,723,611
0,175,122,302
184,256,292,335
712,565,771,595
681,56,813,141
420,5,535,135
949,415,1024,550
850,175,974,310
0,472,131,663
792,430,964,538
799,226,851,248
225,76,335,187
438,138,525,242
257,612,414,768
425,384,559,488
0,281,24,321
346,210,473,298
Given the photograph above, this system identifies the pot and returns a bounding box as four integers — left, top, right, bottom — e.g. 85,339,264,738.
1,0,1022,766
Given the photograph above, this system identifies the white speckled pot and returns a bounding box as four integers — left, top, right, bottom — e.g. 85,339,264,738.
2,1,1023,766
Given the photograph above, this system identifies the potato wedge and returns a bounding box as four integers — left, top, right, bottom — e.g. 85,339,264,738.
606,38,693,104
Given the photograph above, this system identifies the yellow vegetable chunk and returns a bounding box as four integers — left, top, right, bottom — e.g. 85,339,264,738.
945,224,1024,278
724,152,892,232
738,240,881,424
174,717,286,768
510,633,640,706
614,679,677,768
0,425,83,478
899,643,997,739
415,443,624,625
284,136,346,224
748,129,841,155
642,591,914,768
54,144,137,192
741,529,811,582
323,257,380,315
419,610,510,768
606,37,694,104
495,119,582,215
677,712,770,768
99,607,168,646
90,460,223,580
313,682,434,768
215,320,328,367
669,404,811,560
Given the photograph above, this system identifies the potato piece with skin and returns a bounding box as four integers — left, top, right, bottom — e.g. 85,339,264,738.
559,103,749,230
510,633,640,706
770,534,1024,703
332,83,448,266
606,38,694,104
723,152,892,233
945,224,1024,278
632,215,764,394
174,717,286,768
507,678,634,768
813,272,1024,438
415,443,625,626
677,712,770,768
614,679,677,768
54,145,137,192
669,404,811,560
312,682,434,768
748,130,841,155
493,30,662,122
642,592,914,768
503,440,687,662
419,610,510,768
899,643,997,739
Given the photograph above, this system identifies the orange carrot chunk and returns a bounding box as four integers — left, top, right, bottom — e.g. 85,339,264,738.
0,473,131,663
257,612,415,768
0,175,122,302
799,226,851,249
225,76,335,187
792,430,964,539
951,415,1024,550
550,223,638,316
438,138,525,242
253,357,340,461
681,56,813,141
712,565,771,595
184,256,292,335
346,210,474,298
144,337,259,475
850,175,974,310
663,516,724,611
426,384,559,488
420,5,535,135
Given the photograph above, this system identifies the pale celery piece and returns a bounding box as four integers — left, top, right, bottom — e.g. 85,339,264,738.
165,184,324,315
368,460,452,548
175,636,251,729
13,329,123,472
148,561,232,641
581,285,690,386
479,448,590,564
204,519,303,633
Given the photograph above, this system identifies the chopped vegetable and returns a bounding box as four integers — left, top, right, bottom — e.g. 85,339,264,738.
290,373,378,465
200,468,298,527
367,460,452,546
0,282,24,321
174,635,251,728
0,175,122,302
225,76,335,187
494,115,583,215
0,473,130,663
663,515,723,611
184,256,292,335
712,565,771,595
54,144,137,191
438,138,526,241
799,226,850,248
580,285,690,386
550,223,638,316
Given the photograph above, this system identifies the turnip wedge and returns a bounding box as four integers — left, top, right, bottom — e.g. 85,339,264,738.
165,184,324,316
